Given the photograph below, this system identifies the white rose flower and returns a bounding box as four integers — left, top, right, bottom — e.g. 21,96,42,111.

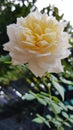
3,11,71,77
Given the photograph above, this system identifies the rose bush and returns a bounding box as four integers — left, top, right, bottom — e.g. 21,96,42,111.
3,11,71,77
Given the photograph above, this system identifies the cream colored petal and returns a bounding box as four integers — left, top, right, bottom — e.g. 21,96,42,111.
28,58,47,77
17,17,25,25
10,52,27,65
48,60,63,73
7,24,16,41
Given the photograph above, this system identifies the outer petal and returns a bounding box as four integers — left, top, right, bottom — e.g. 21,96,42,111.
48,60,63,73
28,58,47,77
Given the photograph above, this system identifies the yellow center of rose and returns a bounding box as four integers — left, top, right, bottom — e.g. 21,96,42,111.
20,15,61,54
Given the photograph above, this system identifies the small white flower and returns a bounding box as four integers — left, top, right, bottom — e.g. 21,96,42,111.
3,11,71,77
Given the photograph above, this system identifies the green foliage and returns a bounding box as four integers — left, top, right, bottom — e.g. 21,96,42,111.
0,0,37,54
0,55,28,85
24,91,73,130
41,5,64,21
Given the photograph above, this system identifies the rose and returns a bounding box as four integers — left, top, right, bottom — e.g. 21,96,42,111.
3,11,71,77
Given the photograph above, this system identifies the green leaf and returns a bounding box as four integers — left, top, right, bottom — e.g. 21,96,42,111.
0,55,11,64
51,102,61,114
35,114,51,127
44,120,51,128
62,112,69,118
36,114,45,121
52,80,64,101
58,127,64,130
35,113,51,128
46,115,52,120
67,105,73,110
56,117,63,122
52,120,61,126
63,122,71,127
70,115,73,119
68,118,73,123
60,77,73,85
51,75,58,81
59,102,67,111
32,117,43,124
37,98,47,106
52,96,60,103
40,92,49,97
24,94,36,100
